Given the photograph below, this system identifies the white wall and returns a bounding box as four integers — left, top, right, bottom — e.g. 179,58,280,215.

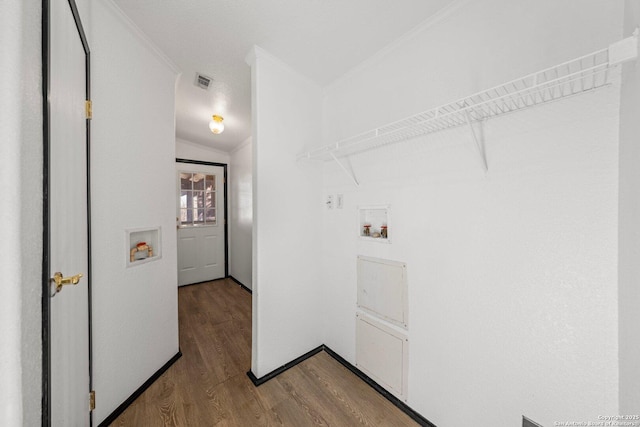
230,138,253,289
176,137,230,164
618,0,640,415
321,1,624,425
248,47,324,377
73,0,91,46
0,1,42,425
90,1,180,423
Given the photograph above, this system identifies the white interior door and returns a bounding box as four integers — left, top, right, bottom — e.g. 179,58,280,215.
49,0,91,425
177,163,226,286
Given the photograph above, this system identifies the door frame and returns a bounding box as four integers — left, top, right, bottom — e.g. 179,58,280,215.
42,0,93,425
176,158,229,278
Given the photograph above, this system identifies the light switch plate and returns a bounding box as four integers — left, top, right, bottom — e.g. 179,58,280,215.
337,194,344,209
326,195,333,209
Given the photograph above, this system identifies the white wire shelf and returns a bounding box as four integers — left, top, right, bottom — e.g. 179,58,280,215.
298,32,638,165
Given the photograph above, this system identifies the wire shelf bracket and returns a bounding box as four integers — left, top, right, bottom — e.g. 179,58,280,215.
298,31,639,175
464,110,487,172
330,152,360,187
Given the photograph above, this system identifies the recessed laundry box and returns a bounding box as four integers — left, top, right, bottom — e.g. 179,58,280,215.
126,227,162,267
356,312,409,401
357,256,407,328
356,256,409,401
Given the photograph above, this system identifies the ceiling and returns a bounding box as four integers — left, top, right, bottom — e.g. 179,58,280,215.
112,0,458,152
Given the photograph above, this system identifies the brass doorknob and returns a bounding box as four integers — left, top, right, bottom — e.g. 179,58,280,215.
51,272,83,293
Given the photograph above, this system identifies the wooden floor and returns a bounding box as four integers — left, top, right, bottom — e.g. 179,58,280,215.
110,278,418,426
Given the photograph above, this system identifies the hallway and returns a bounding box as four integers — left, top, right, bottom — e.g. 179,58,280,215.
110,279,417,426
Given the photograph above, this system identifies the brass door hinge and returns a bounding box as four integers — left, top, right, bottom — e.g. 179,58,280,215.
85,100,92,120
89,390,95,411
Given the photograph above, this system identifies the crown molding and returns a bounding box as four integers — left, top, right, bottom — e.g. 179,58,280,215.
103,0,181,75
230,136,252,155
245,45,319,88
326,0,471,91
176,137,231,157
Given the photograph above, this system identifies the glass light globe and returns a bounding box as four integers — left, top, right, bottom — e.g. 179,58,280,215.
209,115,224,134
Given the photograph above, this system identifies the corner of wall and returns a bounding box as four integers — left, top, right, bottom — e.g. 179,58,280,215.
0,1,44,425
175,137,231,164
91,1,180,422
229,138,253,290
250,47,325,377
617,0,640,414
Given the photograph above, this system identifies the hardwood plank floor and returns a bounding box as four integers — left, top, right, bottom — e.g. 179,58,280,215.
109,278,418,426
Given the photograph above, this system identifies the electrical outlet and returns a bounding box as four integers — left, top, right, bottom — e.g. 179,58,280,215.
337,194,344,209
326,195,333,209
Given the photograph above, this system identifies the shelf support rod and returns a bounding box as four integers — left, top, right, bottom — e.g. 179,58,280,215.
465,110,488,172
329,152,360,187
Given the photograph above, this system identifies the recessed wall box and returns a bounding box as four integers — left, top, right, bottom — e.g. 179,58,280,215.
126,227,162,267
359,205,390,243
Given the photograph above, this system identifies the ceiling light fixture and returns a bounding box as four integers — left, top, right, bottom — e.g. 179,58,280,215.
209,115,225,134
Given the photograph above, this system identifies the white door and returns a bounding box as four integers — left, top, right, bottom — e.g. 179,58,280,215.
49,0,91,425
177,163,226,285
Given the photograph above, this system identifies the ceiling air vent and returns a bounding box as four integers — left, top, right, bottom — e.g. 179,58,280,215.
194,73,213,90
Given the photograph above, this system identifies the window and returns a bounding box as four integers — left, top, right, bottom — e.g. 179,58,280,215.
179,172,216,226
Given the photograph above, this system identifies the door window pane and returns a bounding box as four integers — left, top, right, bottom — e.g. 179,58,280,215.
179,171,218,226
205,209,216,223
193,173,205,190
180,208,193,224
180,173,192,190
195,208,205,223
180,192,189,209
193,191,205,209
206,175,215,192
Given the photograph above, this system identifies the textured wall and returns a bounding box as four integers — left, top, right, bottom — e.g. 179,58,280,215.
73,0,91,45
0,1,42,425
230,138,253,289
321,0,624,425
90,1,180,423
618,0,640,415
176,137,230,164
248,47,325,377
